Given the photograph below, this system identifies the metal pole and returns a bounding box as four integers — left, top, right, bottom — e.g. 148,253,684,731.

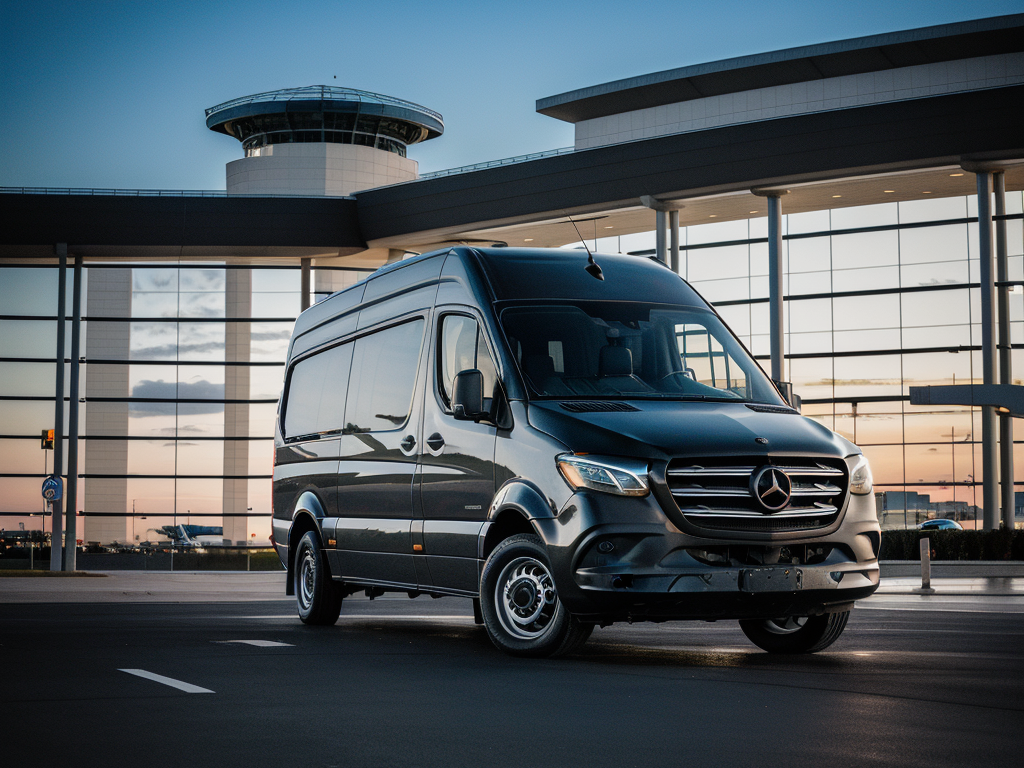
915,537,935,594
655,210,667,265
767,195,785,383
50,245,67,571
976,172,999,530
300,258,311,311
669,210,680,274
995,171,1014,530
64,256,82,571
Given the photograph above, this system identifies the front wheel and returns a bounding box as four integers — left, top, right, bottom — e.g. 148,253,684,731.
739,610,850,653
294,531,343,626
479,534,592,657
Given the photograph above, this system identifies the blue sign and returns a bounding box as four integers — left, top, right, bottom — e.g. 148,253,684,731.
41,475,63,501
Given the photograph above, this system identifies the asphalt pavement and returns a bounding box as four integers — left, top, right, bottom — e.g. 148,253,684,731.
1,571,1022,768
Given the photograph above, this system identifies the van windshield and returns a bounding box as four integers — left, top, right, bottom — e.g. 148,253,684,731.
499,302,785,404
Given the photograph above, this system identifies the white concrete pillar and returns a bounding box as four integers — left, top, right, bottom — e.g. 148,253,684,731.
752,188,789,383
973,169,999,530
222,269,251,546
83,268,131,545
641,196,683,267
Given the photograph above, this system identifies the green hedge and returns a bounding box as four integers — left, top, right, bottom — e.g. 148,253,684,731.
881,529,1024,560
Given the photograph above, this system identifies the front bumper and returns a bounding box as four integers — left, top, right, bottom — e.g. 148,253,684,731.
570,555,878,621
533,489,881,623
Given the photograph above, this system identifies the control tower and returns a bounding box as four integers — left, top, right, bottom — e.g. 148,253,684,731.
206,86,444,196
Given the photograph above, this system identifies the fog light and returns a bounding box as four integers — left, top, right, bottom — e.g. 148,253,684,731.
830,571,844,583
598,541,615,554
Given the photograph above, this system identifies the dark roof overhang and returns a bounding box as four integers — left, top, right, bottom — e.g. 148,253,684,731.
0,194,366,256
536,14,1024,123
357,84,1024,244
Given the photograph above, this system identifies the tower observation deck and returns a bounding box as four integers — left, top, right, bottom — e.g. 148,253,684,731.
206,86,444,197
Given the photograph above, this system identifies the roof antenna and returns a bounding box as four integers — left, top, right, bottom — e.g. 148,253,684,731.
566,214,604,281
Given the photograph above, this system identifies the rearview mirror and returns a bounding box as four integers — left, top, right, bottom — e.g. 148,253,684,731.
453,369,487,421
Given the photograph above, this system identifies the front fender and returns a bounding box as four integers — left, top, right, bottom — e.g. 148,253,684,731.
487,478,559,522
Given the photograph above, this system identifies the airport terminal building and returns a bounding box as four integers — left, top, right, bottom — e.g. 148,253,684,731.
2,14,1023,548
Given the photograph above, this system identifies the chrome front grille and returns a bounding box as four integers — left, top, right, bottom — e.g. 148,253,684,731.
666,456,848,532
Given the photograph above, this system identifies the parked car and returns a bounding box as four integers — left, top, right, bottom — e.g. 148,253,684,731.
272,248,881,656
919,519,963,531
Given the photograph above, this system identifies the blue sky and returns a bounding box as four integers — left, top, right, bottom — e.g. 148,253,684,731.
2,0,1022,190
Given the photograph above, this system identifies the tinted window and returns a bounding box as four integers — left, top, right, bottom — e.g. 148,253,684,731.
500,302,782,404
439,315,497,408
346,319,425,432
284,342,353,439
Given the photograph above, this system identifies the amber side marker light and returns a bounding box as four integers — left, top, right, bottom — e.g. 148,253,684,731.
413,544,423,552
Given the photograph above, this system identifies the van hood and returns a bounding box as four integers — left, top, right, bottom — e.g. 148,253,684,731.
526,400,856,461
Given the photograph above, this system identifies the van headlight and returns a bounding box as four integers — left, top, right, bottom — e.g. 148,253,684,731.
847,454,873,495
557,454,650,497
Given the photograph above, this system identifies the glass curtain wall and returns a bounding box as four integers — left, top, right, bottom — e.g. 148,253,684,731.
609,193,1024,530
0,262,370,545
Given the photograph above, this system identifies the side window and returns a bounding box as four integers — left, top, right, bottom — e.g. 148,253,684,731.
439,314,498,408
283,342,353,440
346,319,425,432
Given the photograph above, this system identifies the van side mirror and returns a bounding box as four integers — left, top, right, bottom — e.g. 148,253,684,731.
773,379,800,411
452,369,487,421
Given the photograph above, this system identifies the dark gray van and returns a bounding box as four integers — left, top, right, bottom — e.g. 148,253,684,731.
272,247,880,657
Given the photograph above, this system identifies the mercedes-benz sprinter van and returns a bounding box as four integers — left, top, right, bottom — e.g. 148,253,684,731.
272,247,880,657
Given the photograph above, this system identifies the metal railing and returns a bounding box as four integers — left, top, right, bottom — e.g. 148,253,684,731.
420,147,574,179
205,85,444,123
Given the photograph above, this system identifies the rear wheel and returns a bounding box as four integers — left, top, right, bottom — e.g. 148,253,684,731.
739,610,850,653
479,534,592,657
294,531,343,626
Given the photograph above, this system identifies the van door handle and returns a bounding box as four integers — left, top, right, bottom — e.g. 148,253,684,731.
426,433,445,455
400,435,416,455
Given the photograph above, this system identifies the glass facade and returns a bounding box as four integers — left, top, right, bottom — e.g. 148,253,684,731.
605,193,1024,530
231,112,421,158
0,263,371,545
2,192,1023,542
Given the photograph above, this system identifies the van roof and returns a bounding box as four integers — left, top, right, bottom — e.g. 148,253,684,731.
291,247,707,342
468,247,705,305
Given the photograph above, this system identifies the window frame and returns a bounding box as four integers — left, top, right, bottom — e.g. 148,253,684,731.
281,312,426,443
433,309,502,415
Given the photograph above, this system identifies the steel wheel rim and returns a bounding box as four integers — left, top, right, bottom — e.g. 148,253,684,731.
763,616,807,634
298,548,317,610
494,555,558,640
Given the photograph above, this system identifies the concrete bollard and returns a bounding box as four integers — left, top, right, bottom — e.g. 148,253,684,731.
914,536,936,594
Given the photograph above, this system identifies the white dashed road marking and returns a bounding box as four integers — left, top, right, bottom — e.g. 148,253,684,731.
214,640,294,647
119,669,214,693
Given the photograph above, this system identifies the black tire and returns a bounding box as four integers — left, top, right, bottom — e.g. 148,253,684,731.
479,534,591,657
294,531,343,626
739,610,850,654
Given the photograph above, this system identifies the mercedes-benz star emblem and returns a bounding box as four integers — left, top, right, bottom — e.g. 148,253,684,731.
751,466,792,512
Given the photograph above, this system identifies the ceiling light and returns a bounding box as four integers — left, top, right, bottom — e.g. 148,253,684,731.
524,238,533,242
922,191,931,194
832,195,842,198
749,210,759,214
950,173,964,177
709,214,717,218
604,225,613,229
884,190,895,193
